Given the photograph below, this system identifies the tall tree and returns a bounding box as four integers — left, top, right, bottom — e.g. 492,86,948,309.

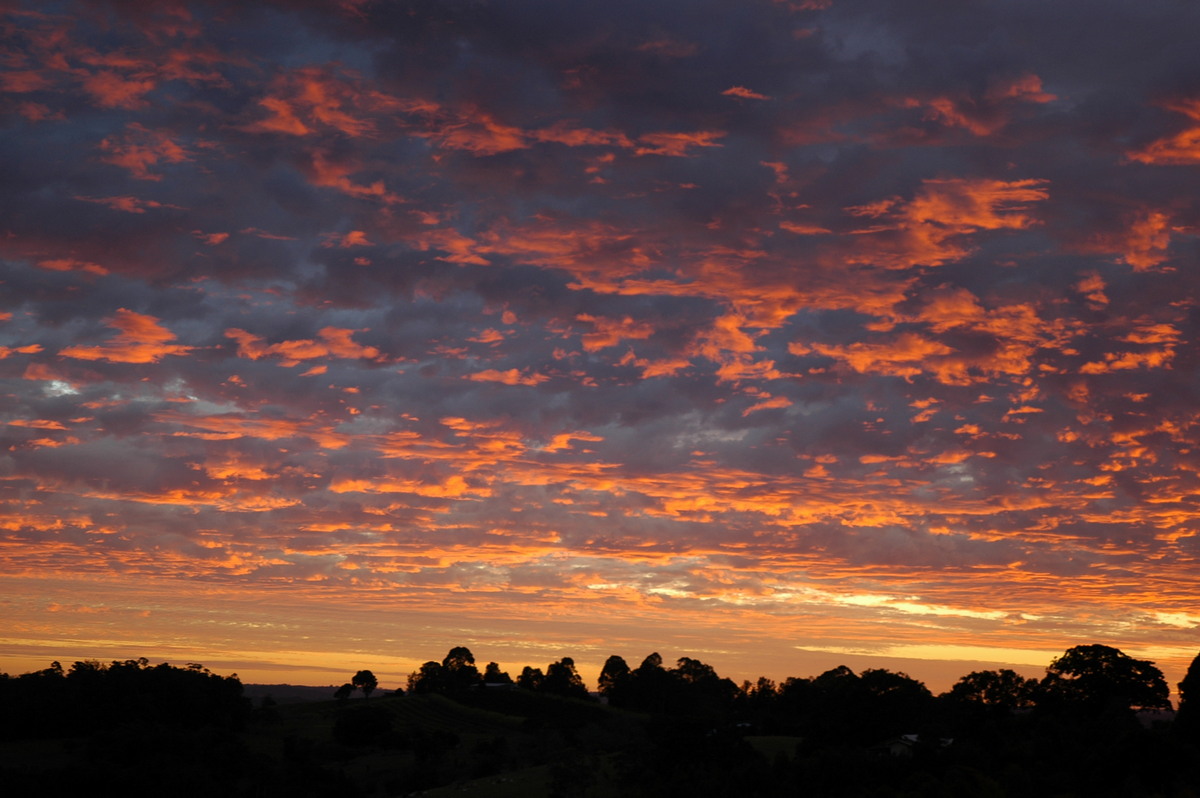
597,655,631,703
670,657,739,719
483,662,512,685
352,669,378,699
441,646,482,691
407,661,444,694
517,665,544,691
627,652,673,713
1039,644,1170,713
541,657,590,699
1174,650,1200,737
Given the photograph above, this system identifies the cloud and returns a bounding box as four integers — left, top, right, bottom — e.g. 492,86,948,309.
3,0,1200,691
98,123,192,181
225,327,382,366
58,309,192,364
722,86,772,101
1128,99,1200,165
465,368,550,386
633,130,726,157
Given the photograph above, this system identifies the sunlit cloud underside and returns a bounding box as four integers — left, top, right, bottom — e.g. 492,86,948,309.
2,0,1200,690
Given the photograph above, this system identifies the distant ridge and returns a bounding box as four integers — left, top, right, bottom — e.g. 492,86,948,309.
242,683,343,704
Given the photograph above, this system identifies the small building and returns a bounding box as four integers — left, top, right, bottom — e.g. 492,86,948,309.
875,734,953,758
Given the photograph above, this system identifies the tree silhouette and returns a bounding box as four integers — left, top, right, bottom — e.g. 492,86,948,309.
946,668,1039,711
441,646,482,691
669,657,740,719
597,655,631,703
541,657,590,699
1175,650,1200,738
405,647,484,694
0,658,248,741
625,652,673,713
483,661,512,685
407,661,444,694
857,668,933,739
6,643,1200,796
1039,644,1170,713
351,669,378,699
517,665,544,690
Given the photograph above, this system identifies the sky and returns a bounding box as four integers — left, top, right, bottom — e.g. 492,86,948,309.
2,0,1200,695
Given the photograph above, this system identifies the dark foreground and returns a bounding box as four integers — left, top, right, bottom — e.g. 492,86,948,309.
4,651,1200,797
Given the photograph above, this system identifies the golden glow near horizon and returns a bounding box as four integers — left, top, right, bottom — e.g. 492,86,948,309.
2,0,1200,696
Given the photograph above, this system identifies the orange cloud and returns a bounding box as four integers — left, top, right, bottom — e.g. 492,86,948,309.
898,74,1055,138
575,314,655,352
248,96,310,135
59,309,192,364
0,69,52,93
193,231,229,246
742,394,792,416
779,221,832,235
203,457,273,481
307,150,401,203
1076,208,1174,271
1079,347,1176,374
321,230,372,248
409,228,490,265
531,121,633,148
81,70,155,109
904,178,1047,230
330,474,486,498
1076,272,1108,307
1118,211,1172,271
986,74,1057,104
618,351,693,378
225,326,381,366
157,410,349,449
722,86,771,100
691,312,763,358
7,418,66,429
469,328,505,345
1122,323,1180,345
0,344,42,358
243,66,400,138
544,431,605,452
634,130,726,156
466,368,550,386
425,108,529,155
801,332,954,380
98,124,191,181
1127,98,1200,164
896,294,1075,385
846,178,1048,269
37,258,109,275
73,194,182,213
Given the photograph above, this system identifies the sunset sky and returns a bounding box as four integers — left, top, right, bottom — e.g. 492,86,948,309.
3,0,1200,694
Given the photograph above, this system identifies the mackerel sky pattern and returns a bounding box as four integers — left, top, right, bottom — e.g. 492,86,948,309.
2,0,1200,688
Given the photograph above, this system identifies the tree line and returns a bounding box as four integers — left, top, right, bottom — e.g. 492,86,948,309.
327,642,1200,796
5,643,1197,739
5,643,1200,796
339,643,1189,722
